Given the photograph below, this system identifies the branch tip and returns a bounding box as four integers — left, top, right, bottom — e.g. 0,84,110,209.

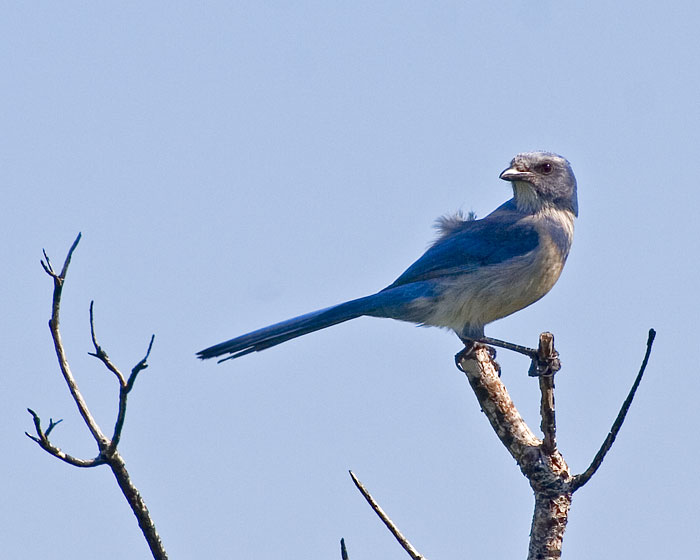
45,418,63,437
349,471,426,560
572,328,656,491
42,233,82,279
145,334,155,359
40,250,53,276
528,331,561,377
59,232,82,278
125,334,156,391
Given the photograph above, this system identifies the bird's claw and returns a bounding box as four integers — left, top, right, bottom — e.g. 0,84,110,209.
455,341,501,376
528,351,561,377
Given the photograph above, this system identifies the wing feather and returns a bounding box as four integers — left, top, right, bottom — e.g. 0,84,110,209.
384,200,538,288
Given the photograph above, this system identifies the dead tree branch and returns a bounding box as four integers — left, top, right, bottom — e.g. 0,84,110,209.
27,234,168,560
455,330,655,560
40,233,107,446
537,334,558,454
571,328,656,491
25,408,104,468
349,471,427,560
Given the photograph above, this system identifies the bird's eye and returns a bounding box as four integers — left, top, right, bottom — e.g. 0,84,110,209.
539,162,553,174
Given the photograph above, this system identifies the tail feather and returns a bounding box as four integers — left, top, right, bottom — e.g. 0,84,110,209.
197,295,377,361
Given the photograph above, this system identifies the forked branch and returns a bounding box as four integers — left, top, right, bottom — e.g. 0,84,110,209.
25,408,104,468
27,235,167,560
454,330,655,560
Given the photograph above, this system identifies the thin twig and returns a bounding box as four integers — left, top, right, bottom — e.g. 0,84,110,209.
126,335,155,392
349,471,427,560
571,329,656,491
340,538,349,560
87,297,156,453
88,301,127,385
108,335,155,453
25,409,105,468
44,417,63,437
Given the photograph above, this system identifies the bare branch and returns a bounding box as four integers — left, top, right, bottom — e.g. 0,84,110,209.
61,234,82,274
340,538,349,560
458,340,573,560
42,234,108,447
44,417,63,437
41,232,81,279
537,333,558,454
40,249,54,276
108,335,155,453
25,409,104,468
349,471,427,560
31,235,168,559
528,330,561,377
108,452,168,559
539,374,556,454
528,493,571,560
126,334,155,392
457,345,542,457
571,329,656,491
87,298,156,452
88,301,127,385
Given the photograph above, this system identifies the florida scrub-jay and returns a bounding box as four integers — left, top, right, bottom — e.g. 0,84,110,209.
198,151,578,362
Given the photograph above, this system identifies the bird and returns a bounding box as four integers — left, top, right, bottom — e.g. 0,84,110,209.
198,151,577,363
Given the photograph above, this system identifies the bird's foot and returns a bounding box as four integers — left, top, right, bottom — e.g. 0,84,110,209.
527,349,561,377
478,336,561,377
455,340,501,375
477,335,560,377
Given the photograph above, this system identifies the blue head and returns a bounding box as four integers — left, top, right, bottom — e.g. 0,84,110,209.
499,152,578,217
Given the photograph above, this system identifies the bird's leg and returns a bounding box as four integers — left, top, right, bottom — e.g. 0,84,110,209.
456,337,501,375
478,336,561,377
478,336,538,358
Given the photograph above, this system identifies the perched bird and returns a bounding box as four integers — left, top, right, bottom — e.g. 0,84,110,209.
198,151,577,362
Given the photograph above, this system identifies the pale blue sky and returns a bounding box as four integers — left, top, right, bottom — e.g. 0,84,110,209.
3,2,699,558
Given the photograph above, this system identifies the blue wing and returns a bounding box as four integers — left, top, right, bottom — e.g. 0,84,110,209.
385,200,539,289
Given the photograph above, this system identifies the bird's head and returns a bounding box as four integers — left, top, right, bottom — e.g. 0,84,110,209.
500,152,578,217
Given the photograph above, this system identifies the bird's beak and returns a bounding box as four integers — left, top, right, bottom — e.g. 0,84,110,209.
499,166,531,182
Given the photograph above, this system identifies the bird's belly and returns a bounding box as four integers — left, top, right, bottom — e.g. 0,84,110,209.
417,241,566,332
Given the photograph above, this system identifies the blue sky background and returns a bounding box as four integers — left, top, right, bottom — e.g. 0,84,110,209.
3,2,699,558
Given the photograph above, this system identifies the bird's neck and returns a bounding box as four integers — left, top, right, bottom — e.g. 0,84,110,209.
512,181,546,214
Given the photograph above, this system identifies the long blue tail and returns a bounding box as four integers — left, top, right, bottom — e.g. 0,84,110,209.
197,295,380,361
198,281,438,362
